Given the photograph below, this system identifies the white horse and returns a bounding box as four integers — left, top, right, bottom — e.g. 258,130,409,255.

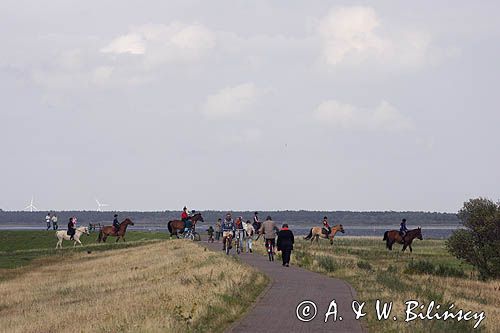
55,226,89,249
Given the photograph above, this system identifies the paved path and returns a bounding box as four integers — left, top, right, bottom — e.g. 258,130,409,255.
204,242,365,333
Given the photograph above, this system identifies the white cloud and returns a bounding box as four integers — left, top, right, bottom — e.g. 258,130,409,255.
202,83,260,117
101,22,216,66
314,100,414,131
317,6,450,68
101,33,145,55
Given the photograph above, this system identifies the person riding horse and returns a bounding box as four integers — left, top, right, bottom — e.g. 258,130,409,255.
322,216,331,236
67,217,76,240
399,218,408,240
112,214,120,233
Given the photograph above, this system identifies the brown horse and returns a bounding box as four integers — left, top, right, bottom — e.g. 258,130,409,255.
97,218,134,243
167,213,204,238
304,224,345,245
383,227,423,252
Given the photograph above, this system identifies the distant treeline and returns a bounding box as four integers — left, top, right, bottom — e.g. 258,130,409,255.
0,210,459,226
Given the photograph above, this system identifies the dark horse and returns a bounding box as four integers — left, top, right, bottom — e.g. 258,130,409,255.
167,213,204,238
97,218,134,243
383,227,423,252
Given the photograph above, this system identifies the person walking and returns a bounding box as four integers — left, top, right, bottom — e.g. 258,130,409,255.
277,224,294,267
252,212,261,235
51,214,58,230
207,226,215,243
244,220,255,253
45,212,51,230
215,218,222,242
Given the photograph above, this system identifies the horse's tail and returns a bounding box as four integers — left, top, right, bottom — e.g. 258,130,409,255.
97,230,103,243
383,231,388,241
304,228,313,240
167,221,173,234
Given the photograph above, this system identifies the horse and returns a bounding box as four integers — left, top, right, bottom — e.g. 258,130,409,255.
55,226,89,249
97,218,134,243
167,213,204,238
383,227,423,252
304,224,345,245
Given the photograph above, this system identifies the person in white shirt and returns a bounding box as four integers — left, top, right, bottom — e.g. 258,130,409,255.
51,214,58,230
245,220,255,253
45,213,51,230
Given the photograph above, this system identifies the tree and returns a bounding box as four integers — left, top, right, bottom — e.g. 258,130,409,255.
447,198,500,279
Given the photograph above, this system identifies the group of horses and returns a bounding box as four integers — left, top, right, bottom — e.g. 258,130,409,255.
55,213,423,253
55,218,134,248
304,224,423,252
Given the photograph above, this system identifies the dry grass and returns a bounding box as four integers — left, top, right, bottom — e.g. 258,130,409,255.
0,240,268,333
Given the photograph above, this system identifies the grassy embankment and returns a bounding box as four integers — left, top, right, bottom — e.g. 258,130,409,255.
253,236,499,333
0,231,268,332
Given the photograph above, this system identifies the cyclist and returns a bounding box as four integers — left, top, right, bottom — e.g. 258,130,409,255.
234,217,245,253
260,216,277,254
221,213,235,251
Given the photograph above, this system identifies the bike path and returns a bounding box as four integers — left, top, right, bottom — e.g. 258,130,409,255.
203,242,365,333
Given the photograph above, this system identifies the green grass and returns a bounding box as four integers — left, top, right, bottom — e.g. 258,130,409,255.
0,230,169,269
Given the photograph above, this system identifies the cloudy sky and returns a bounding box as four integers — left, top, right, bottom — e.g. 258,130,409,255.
1,1,499,212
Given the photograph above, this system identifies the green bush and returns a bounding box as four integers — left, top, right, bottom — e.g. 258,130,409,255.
447,198,500,279
357,260,372,270
317,256,337,272
435,264,466,278
405,260,466,278
405,260,435,275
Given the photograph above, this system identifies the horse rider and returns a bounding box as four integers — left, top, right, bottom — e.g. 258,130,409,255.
322,216,331,236
252,212,261,235
259,216,277,253
113,214,120,234
67,217,76,240
221,213,235,251
399,218,408,240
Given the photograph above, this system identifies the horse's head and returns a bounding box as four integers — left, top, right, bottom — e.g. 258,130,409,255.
337,224,345,233
79,226,90,235
416,227,423,240
122,218,134,226
193,213,204,222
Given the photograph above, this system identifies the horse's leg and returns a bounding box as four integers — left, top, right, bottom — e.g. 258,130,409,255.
402,243,407,252
77,238,83,246
409,244,413,253
116,235,120,242
103,235,107,242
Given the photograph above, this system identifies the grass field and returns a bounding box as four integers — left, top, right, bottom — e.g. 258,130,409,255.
0,230,171,270
0,231,268,332
253,236,499,333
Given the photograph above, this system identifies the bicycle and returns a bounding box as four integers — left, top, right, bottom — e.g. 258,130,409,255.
224,234,233,255
265,238,275,262
182,228,200,241
235,231,242,255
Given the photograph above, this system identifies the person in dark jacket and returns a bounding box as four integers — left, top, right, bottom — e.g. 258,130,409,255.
67,217,76,240
277,224,294,267
113,214,120,233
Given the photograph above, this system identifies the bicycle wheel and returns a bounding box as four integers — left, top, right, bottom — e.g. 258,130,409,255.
225,238,231,255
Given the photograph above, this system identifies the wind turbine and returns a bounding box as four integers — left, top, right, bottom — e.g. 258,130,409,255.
24,196,38,212
95,198,109,212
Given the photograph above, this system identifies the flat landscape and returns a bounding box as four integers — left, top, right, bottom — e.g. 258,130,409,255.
1,231,498,332
0,231,267,333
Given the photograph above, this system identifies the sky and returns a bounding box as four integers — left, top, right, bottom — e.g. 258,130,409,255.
1,1,499,212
